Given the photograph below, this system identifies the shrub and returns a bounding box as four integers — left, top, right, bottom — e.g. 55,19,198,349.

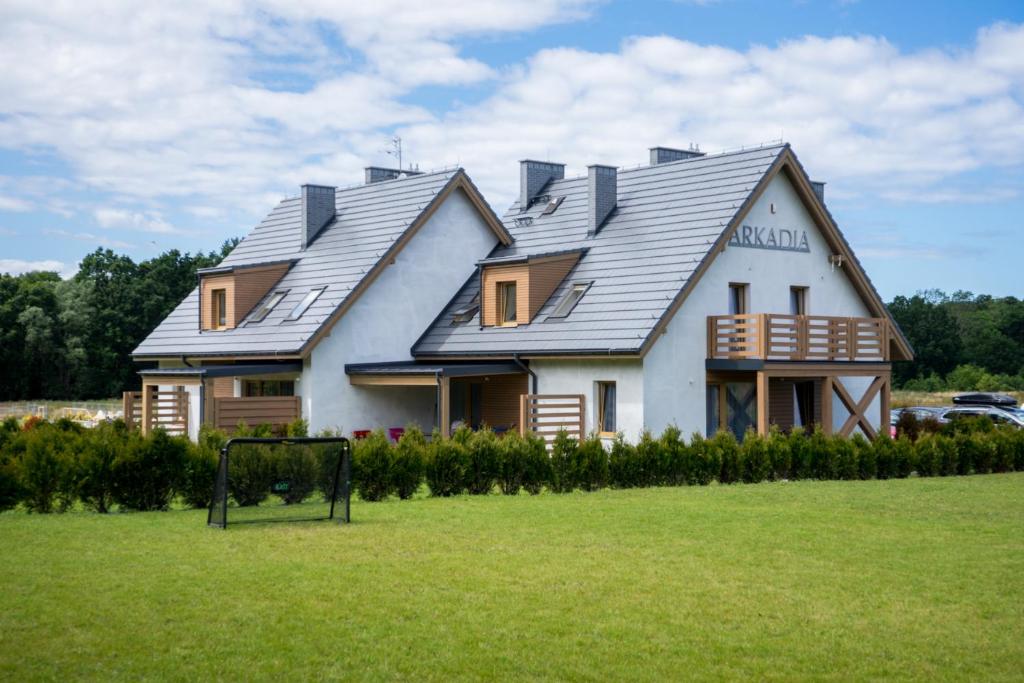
496,430,526,495
354,430,393,502
689,433,717,486
392,426,426,499
634,431,661,487
425,431,467,497
914,433,945,477
807,428,835,480
274,445,319,504
76,423,123,513
1012,429,1024,472
850,434,875,480
14,426,74,513
548,430,578,493
787,427,812,480
766,428,791,480
608,434,639,488
0,455,20,512
520,432,549,495
873,435,898,479
991,429,1016,473
112,429,188,511
660,426,691,486
285,418,309,437
740,431,771,484
575,434,608,492
225,443,275,507
465,428,500,495
712,430,741,484
893,435,915,478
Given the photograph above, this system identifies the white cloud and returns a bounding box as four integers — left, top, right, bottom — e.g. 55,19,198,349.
0,258,73,278
43,228,136,249
94,208,177,234
0,195,32,211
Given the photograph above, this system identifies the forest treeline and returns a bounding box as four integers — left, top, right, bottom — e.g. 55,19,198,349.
0,248,1021,400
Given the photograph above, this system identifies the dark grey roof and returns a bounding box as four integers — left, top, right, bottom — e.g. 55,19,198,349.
134,169,467,358
345,361,523,377
139,363,302,378
414,145,788,356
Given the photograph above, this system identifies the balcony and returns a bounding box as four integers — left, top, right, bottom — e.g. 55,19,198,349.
707,314,890,362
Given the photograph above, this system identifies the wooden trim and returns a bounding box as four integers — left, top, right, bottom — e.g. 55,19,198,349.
756,371,768,436
348,374,438,387
822,375,833,435
439,376,451,438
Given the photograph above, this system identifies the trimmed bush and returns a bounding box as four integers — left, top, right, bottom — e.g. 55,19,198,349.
354,430,393,502
740,431,771,484
465,428,500,495
111,428,188,511
991,429,1016,473
852,434,876,480
520,432,549,495
575,434,608,492
766,428,791,480
713,430,741,484
634,431,661,487
13,426,74,513
914,433,946,477
392,426,426,499
226,443,275,507
425,430,467,496
832,436,858,480
180,443,218,509
496,430,526,495
549,430,578,493
873,435,898,479
806,428,836,480
660,426,691,486
688,433,718,486
608,434,639,488
76,423,123,513
274,445,319,504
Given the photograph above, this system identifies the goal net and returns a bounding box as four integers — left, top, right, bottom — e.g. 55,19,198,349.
207,436,351,529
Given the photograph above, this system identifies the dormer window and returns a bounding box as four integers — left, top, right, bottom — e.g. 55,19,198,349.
548,282,591,319
286,286,325,321
213,289,227,329
198,260,292,331
497,282,518,326
249,290,288,323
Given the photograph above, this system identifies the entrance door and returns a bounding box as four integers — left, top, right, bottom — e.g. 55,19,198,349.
725,382,757,440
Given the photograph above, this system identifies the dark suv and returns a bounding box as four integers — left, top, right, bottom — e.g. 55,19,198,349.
940,405,1024,429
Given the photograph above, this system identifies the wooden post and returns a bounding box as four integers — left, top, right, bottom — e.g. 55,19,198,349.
847,318,856,361
578,394,586,439
439,376,451,438
140,383,153,436
821,375,833,435
880,373,891,435
757,313,769,359
756,371,768,436
519,394,528,436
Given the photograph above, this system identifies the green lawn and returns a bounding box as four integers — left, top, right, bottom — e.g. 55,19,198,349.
2,476,1023,681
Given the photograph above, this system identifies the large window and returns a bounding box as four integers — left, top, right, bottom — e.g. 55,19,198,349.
728,283,748,315
790,286,807,315
598,381,616,435
212,289,227,329
243,380,295,397
497,281,517,325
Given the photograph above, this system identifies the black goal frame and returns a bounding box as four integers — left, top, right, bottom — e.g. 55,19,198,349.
207,436,351,529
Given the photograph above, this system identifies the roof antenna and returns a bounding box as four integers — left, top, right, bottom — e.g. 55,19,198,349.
384,136,402,170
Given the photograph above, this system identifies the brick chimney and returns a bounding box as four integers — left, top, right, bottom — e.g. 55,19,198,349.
301,184,335,249
519,160,565,212
649,146,705,165
364,166,423,184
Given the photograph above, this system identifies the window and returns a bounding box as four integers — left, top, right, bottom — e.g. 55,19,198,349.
548,282,591,319
790,286,807,316
451,293,480,325
249,290,288,323
243,379,295,397
541,196,565,215
598,381,616,435
286,287,325,321
212,289,227,328
728,283,748,315
497,282,517,325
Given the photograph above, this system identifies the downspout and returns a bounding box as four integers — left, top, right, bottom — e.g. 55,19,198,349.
181,355,194,368
513,353,536,394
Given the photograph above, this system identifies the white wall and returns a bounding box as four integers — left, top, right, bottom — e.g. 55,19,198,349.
306,188,499,434
644,172,873,436
530,358,645,441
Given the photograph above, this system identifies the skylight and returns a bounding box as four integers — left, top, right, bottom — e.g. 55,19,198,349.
249,290,288,323
451,293,480,324
548,282,591,319
285,287,325,321
541,196,565,215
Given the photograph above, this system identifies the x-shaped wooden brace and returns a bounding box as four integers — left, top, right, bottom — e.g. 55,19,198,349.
833,376,885,439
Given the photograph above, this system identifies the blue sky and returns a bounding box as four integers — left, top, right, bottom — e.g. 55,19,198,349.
1,0,1022,299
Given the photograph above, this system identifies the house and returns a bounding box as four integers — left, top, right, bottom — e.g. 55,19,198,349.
132,143,912,443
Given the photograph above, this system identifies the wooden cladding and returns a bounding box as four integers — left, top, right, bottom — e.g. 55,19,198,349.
212,396,300,432
200,263,290,330
131,386,189,436
480,253,580,326
708,314,890,362
520,394,585,446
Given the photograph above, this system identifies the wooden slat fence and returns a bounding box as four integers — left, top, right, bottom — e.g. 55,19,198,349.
520,394,585,446
122,391,142,430
213,396,301,432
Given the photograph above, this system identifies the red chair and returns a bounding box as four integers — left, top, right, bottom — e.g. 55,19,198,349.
352,429,371,440
388,427,405,442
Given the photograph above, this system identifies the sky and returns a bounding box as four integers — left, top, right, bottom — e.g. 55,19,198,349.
0,0,1022,299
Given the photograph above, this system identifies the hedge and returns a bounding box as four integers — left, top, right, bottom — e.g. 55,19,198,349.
0,414,1022,513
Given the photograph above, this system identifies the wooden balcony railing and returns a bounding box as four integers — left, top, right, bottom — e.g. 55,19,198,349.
707,314,890,362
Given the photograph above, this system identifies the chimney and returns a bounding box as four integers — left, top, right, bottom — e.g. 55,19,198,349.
519,160,565,211
810,181,826,204
587,164,617,234
364,166,423,184
649,146,705,165
301,184,335,249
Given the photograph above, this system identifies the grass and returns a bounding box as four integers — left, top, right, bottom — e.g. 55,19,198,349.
2,476,1023,681
892,389,1024,408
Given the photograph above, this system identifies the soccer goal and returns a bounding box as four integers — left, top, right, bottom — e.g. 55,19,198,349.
207,436,351,529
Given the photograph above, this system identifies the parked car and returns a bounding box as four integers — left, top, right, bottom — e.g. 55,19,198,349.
939,405,1024,429
952,392,1019,408
892,406,943,422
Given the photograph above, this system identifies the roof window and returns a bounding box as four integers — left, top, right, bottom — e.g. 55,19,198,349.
285,287,325,321
548,282,591,319
249,290,288,323
541,196,565,215
451,294,480,324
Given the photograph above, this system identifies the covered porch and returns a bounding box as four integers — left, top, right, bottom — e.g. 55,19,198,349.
129,363,303,438
345,361,531,438
706,360,891,440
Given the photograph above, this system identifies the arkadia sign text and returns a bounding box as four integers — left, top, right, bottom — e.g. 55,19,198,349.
728,224,810,252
